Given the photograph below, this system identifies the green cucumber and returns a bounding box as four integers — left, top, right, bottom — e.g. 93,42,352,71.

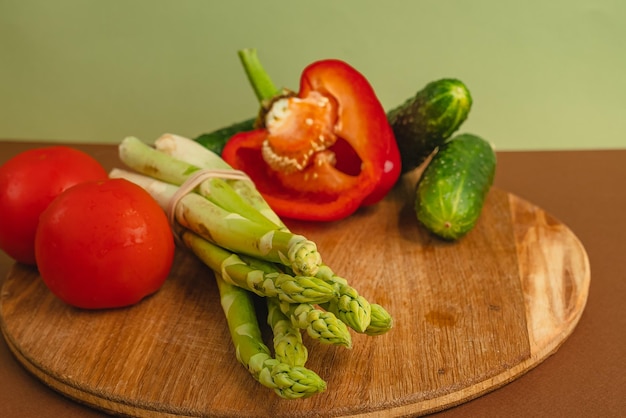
194,117,256,156
415,133,496,240
388,78,472,173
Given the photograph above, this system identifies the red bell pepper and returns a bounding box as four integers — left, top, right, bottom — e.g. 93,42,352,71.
222,49,401,222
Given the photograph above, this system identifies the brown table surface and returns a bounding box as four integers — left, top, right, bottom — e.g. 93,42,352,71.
1,140,625,417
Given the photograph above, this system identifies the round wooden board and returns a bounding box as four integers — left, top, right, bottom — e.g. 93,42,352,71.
0,175,590,418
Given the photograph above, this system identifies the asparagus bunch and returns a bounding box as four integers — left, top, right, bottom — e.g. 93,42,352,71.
110,134,393,400
116,136,321,277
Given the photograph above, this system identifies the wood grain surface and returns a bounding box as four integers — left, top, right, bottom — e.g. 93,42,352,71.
0,172,590,418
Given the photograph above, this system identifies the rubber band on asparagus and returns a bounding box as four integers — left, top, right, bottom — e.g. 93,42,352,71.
166,168,252,244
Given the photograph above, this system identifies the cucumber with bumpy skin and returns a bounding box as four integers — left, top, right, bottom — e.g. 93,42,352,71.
415,133,496,240
388,78,472,174
194,117,256,156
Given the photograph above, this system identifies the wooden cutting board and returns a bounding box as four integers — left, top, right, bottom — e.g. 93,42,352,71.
0,172,590,418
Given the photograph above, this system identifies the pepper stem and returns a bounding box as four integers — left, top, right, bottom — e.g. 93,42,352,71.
238,48,281,103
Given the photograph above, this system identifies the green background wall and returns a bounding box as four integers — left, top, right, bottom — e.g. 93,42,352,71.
1,0,624,150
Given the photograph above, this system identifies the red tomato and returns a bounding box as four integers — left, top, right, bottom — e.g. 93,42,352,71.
0,146,108,264
35,178,175,309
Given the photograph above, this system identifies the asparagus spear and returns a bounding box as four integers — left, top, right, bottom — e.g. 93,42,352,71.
314,265,372,333
215,272,326,399
175,192,320,276
279,300,352,348
365,303,394,336
182,230,337,304
266,297,308,367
